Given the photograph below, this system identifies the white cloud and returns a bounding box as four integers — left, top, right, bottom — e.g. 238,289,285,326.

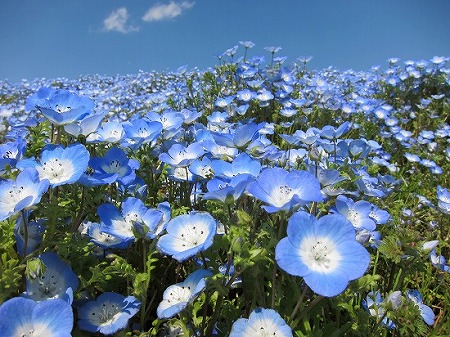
103,7,139,33
142,1,194,22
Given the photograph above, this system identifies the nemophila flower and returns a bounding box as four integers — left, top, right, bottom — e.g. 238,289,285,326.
430,249,450,273
25,252,79,303
35,89,95,125
211,152,261,178
97,198,162,244
64,109,107,137
355,175,385,197
146,111,184,140
275,211,370,297
87,221,128,250
25,86,56,111
237,88,256,102
0,137,26,171
320,121,351,140
157,212,217,262
203,139,238,160
86,121,124,143
17,143,90,187
180,108,202,124
0,168,49,221
229,307,292,337
356,229,382,248
362,291,396,329
203,174,253,204
406,289,435,326
14,210,46,256
122,118,163,150
189,156,214,180
437,185,450,214
0,297,73,337
334,195,376,231
256,88,274,107
157,269,212,319
81,147,139,186
78,292,140,335
212,122,262,150
247,167,323,213
369,205,390,225
281,128,319,147
159,142,205,167
148,201,172,239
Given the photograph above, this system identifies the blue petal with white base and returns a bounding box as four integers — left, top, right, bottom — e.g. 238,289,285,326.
0,168,49,221
157,212,217,262
275,211,370,297
78,292,140,335
0,297,73,337
229,307,292,337
157,269,212,319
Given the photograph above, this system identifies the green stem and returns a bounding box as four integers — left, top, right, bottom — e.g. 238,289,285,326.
205,272,239,336
289,284,308,323
271,214,286,308
21,210,29,258
292,295,324,327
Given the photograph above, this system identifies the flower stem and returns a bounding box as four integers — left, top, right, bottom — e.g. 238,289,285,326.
289,284,308,323
21,210,28,258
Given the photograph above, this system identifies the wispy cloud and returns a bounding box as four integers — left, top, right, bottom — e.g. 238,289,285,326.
142,1,194,22
103,7,139,33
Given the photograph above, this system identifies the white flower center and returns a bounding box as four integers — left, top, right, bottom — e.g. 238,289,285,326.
88,301,122,327
245,318,283,336
269,184,294,207
27,270,64,301
39,158,74,183
0,184,36,214
166,285,192,304
178,224,208,249
299,236,340,273
14,323,54,337
102,160,128,176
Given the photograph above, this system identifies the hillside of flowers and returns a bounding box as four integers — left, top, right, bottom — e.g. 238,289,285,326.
0,44,449,336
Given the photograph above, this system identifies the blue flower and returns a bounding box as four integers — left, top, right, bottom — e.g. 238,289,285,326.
81,147,139,186
437,185,450,214
362,291,396,329
275,211,370,297
406,289,435,326
78,292,141,335
247,167,323,213
157,212,217,262
0,137,26,171
35,89,94,125
0,168,49,221
86,221,128,250
86,121,124,143
122,118,163,150
229,307,292,337
212,122,262,150
25,252,79,303
64,109,107,137
25,86,56,111
203,175,253,204
157,269,212,319
17,143,90,187
334,195,376,231
210,152,261,179
159,142,205,168
0,297,73,337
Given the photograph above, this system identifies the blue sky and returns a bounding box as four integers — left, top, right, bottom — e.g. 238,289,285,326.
1,0,449,82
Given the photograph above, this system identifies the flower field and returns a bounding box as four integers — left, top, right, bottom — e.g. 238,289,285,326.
0,44,449,336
